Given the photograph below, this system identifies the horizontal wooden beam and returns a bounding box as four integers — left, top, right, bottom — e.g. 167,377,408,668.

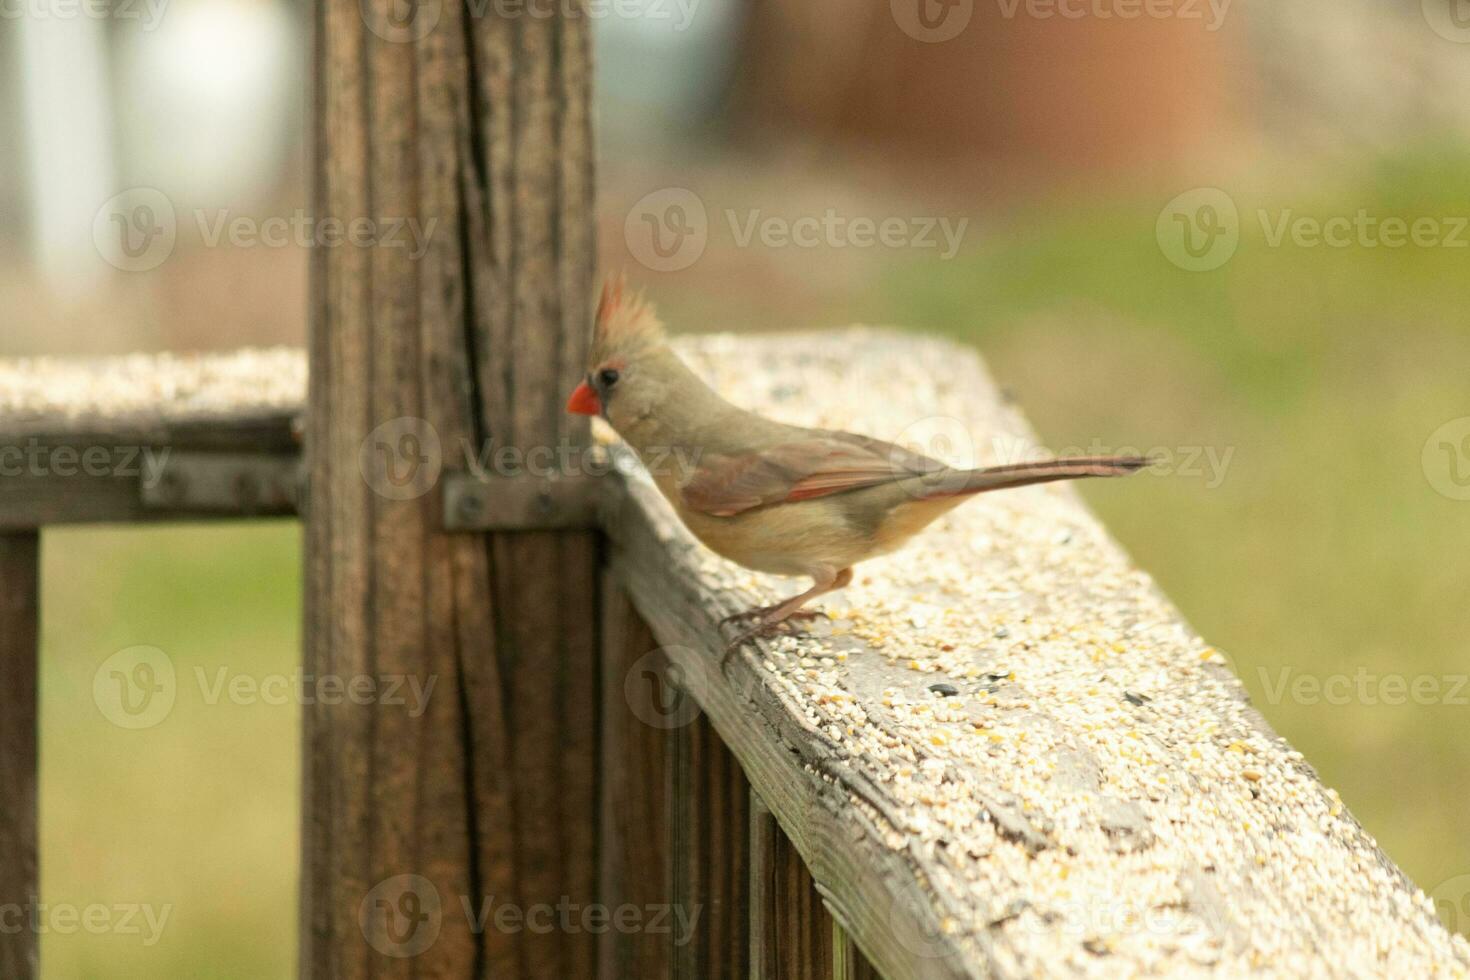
0,350,303,527
0,350,599,531
602,330,1470,979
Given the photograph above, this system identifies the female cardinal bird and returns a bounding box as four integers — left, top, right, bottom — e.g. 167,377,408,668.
567,280,1148,651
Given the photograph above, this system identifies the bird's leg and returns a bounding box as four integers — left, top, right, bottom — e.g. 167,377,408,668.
724,568,853,655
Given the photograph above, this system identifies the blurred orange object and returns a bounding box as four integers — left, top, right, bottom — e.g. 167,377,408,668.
730,0,1242,177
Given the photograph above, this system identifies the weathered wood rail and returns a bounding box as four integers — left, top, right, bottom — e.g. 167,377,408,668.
3,336,1467,978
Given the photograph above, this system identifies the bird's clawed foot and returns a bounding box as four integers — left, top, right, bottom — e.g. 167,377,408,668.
718,604,822,630
717,604,777,629
720,608,823,660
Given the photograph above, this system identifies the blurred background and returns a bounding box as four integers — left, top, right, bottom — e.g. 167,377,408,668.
5,0,1470,974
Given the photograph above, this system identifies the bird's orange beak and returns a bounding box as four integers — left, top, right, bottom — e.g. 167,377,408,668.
566,381,601,416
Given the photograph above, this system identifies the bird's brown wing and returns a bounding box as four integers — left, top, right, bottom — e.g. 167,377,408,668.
680,431,944,517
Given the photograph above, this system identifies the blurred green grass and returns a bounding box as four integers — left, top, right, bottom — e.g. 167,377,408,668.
41,523,300,979
37,147,1470,975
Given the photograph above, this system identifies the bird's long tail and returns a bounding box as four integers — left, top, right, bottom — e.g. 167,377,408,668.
916,455,1151,499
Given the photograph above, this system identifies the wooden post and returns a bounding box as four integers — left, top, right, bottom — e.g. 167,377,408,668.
748,792,777,980
0,532,39,980
304,0,596,974
597,580,674,980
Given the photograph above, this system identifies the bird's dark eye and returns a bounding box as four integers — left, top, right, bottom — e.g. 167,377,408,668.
598,367,620,387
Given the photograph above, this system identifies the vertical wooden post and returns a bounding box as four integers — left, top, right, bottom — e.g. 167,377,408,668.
304,0,596,974
599,583,750,979
0,532,39,980
671,714,750,980
748,791,778,980
598,580,674,980
750,789,867,979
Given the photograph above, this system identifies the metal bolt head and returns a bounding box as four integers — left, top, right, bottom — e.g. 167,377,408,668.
456,492,485,521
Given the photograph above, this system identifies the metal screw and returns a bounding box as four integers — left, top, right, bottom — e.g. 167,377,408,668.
456,492,485,524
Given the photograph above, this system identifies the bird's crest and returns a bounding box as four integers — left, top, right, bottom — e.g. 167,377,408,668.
592,274,664,362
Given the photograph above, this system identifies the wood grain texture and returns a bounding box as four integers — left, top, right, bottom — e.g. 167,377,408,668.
834,922,884,980
672,711,750,980
603,330,1470,980
600,578,751,980
598,580,674,980
304,0,597,974
770,813,835,979
749,791,778,980
0,347,300,527
0,532,39,980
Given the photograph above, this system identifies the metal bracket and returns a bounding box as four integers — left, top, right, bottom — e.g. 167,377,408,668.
441,473,598,531
142,453,302,515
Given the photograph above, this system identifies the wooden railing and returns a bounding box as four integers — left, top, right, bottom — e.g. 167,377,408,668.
4,1,1468,976
3,336,1468,978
